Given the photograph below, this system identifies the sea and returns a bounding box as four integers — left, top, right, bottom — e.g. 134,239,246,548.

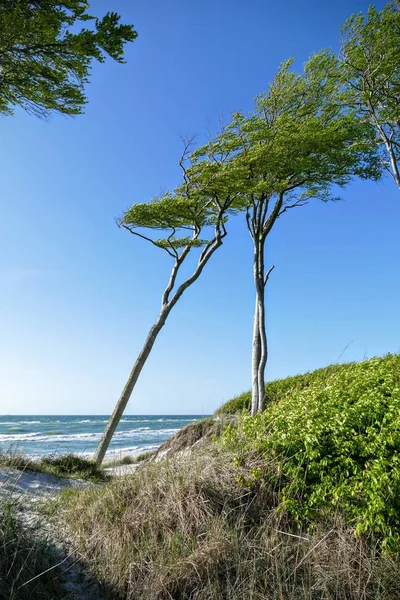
0,415,205,460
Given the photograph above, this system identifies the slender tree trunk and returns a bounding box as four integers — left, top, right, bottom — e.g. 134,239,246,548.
251,237,268,415
385,139,400,189
251,297,260,416
255,237,268,413
94,305,171,464
368,103,400,189
249,194,279,414
94,228,226,464
256,280,268,413
379,128,400,189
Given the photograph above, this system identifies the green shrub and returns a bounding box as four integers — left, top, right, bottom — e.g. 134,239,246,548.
216,363,344,415
216,391,251,414
220,354,400,551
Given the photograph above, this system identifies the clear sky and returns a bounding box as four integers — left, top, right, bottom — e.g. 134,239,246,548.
0,0,397,416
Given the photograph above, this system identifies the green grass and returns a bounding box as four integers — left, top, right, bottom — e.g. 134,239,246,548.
0,452,107,483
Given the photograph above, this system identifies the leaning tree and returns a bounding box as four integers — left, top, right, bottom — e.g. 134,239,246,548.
195,52,381,415
94,141,243,463
0,0,137,117
338,1,400,190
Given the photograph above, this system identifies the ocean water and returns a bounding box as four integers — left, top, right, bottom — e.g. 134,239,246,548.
0,415,206,460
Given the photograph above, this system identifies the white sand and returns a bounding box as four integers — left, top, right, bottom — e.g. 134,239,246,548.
104,462,141,477
0,466,89,498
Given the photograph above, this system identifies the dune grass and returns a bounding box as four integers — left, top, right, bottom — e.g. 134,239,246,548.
56,449,400,599
0,452,106,483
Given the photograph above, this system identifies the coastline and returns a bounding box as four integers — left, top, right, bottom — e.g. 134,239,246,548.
0,414,206,461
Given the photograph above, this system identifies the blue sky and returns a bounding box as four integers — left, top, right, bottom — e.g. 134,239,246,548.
1,0,397,415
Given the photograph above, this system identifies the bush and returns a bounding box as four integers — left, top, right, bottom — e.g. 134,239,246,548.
220,354,400,551
216,363,343,415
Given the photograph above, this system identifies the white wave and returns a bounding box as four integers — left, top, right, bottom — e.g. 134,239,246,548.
107,443,159,455
0,427,179,444
77,444,161,459
117,419,157,424
0,432,44,442
0,420,42,425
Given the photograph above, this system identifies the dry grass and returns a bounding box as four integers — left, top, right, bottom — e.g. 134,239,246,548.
57,448,400,600
0,500,66,600
153,416,233,459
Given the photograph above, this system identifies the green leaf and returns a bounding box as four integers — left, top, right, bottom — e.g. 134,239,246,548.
0,1,137,117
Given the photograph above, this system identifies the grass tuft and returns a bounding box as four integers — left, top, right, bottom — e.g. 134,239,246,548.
0,452,106,482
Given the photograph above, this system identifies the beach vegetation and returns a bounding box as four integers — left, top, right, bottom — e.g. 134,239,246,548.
0,452,106,483
55,354,400,599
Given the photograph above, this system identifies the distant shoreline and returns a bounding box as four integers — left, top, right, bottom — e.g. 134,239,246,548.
0,415,208,459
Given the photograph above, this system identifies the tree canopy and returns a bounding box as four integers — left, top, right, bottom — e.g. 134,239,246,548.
94,140,242,463
197,52,381,204
0,0,137,117
192,51,381,413
339,1,400,188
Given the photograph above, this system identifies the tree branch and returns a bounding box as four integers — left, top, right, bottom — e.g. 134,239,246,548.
120,223,177,259
262,192,284,237
264,264,275,287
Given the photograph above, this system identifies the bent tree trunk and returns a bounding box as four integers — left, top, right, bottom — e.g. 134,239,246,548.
94,221,227,464
94,307,170,464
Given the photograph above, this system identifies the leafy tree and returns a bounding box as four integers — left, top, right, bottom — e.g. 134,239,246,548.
196,52,381,414
339,1,400,189
94,141,242,463
0,0,137,117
